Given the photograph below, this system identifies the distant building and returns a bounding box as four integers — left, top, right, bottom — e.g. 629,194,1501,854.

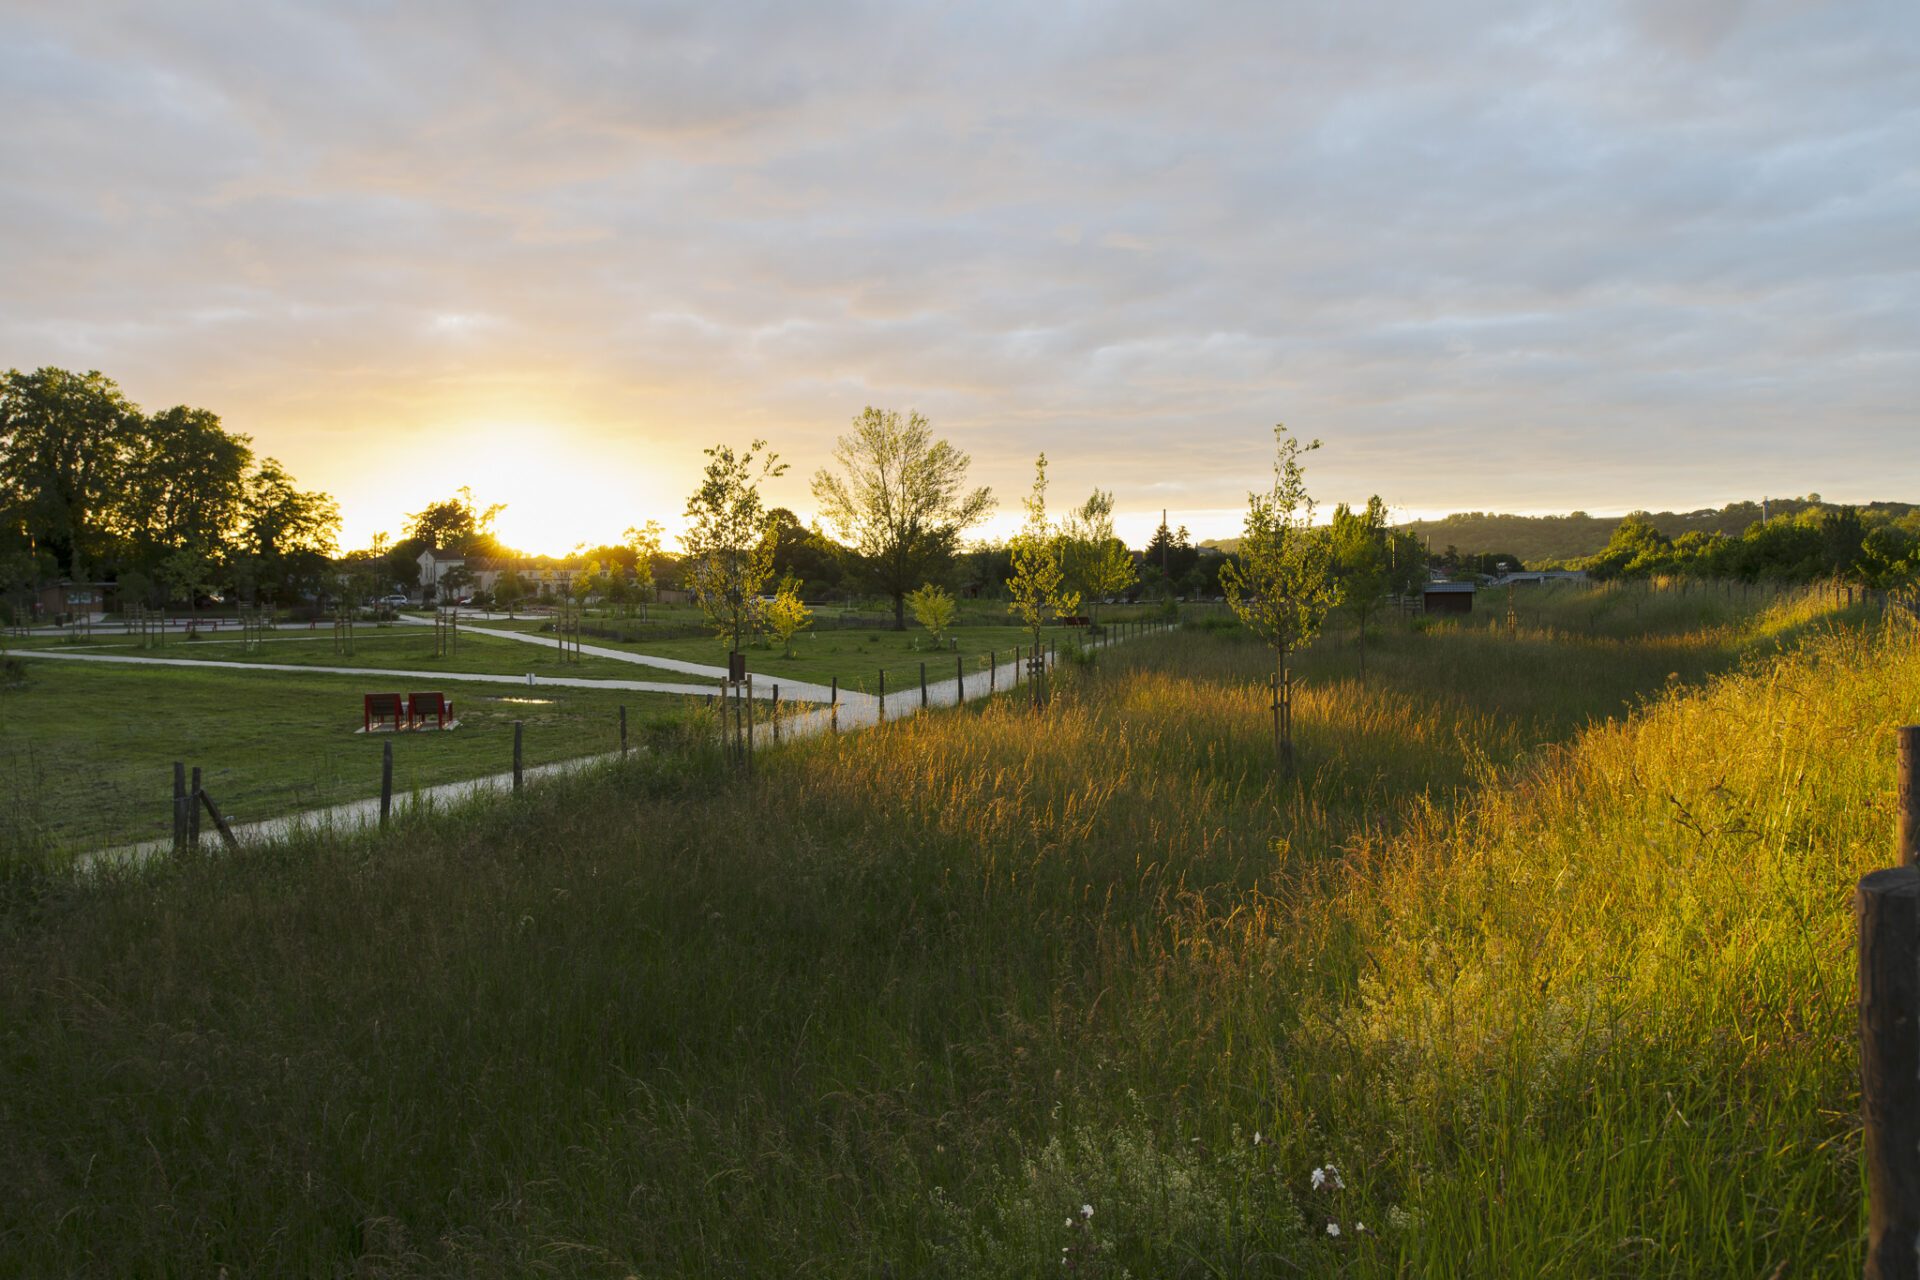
1423,582,1476,614
1484,570,1588,588
416,548,465,599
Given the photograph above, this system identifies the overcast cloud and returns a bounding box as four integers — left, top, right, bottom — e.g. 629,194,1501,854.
2,0,1915,549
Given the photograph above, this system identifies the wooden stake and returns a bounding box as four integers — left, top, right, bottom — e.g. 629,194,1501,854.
196,788,240,850
830,676,839,734
1901,726,1920,866
772,684,781,743
512,720,524,791
172,761,188,852
619,704,629,757
1860,864,1920,1278
188,766,202,848
380,740,393,830
744,675,755,775
956,655,964,703
920,660,928,708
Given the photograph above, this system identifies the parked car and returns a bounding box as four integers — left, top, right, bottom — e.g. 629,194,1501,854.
379,593,410,608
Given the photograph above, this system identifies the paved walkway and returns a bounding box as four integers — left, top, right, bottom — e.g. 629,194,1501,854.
74,620,1176,867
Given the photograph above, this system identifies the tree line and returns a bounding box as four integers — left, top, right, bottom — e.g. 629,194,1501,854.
0,367,341,609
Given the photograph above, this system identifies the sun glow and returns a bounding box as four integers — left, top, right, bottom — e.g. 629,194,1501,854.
334,422,688,557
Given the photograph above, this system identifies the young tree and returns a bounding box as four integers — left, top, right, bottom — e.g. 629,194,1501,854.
1221,427,1338,773
1328,495,1391,680
763,574,812,657
495,570,527,617
905,582,957,647
624,520,664,618
1006,455,1080,706
1062,489,1138,627
811,407,993,630
684,440,785,655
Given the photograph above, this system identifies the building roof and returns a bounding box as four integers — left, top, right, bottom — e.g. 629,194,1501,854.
420,547,465,563
1423,581,1477,593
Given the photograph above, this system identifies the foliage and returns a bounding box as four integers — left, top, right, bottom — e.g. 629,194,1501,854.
1221,427,1338,769
683,439,785,652
406,487,506,557
810,407,993,629
1005,455,1080,650
905,582,956,645
763,574,813,657
0,366,140,579
1061,489,1137,623
1329,496,1391,677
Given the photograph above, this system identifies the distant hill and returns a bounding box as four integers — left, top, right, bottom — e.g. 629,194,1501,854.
1397,498,1918,567
1199,497,1920,567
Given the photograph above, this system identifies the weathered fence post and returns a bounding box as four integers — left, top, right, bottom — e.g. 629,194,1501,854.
878,668,886,715
990,651,996,693
380,740,393,830
771,684,781,743
744,675,755,776
1900,725,1919,865
956,655,964,703
172,762,188,852
188,766,202,848
619,704,628,758
1860,864,1920,1279
830,676,839,733
920,661,928,708
512,720,524,792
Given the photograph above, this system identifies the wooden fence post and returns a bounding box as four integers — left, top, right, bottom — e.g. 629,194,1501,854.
772,684,781,743
619,704,629,758
513,720,524,792
920,661,928,708
956,655,964,703
172,761,188,852
188,766,202,848
830,676,839,733
380,740,393,830
744,675,755,775
1900,725,1919,865
1860,864,1920,1278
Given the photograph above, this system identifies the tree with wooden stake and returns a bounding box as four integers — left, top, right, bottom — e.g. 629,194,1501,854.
1062,488,1138,639
683,439,785,659
1221,426,1338,774
1006,454,1080,709
906,581,956,648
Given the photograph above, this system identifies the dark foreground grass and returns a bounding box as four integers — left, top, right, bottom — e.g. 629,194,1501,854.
0,594,1902,1275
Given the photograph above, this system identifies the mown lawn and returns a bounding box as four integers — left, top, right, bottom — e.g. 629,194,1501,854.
0,660,702,854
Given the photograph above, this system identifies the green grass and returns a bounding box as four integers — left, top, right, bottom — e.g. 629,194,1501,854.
9,624,721,684
0,661,705,854
501,617,1154,696
0,586,1901,1274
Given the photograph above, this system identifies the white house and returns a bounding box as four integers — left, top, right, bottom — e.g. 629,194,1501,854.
416,548,466,600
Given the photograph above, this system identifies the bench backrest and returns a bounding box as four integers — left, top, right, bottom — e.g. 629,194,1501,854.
365,693,404,714
408,692,447,712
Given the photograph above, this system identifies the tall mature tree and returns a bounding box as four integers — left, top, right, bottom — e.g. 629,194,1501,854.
1006,454,1080,706
1328,496,1390,681
1221,426,1338,773
118,405,254,575
684,440,785,655
0,367,140,578
811,407,993,630
238,459,341,605
406,487,506,555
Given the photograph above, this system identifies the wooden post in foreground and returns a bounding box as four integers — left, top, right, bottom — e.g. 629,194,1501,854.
188,766,202,848
830,676,838,733
172,762,188,852
512,720,524,792
1900,726,1919,865
619,704,629,758
771,684,781,743
1860,864,1920,1279
744,675,755,776
380,741,393,830
920,661,928,708
956,655,964,703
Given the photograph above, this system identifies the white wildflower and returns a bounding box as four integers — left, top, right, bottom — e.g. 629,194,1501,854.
1081,1204,1094,1219
1326,1222,1341,1237
1310,1163,1344,1191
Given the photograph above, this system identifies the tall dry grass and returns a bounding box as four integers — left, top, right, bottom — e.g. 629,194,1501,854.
0,594,1906,1275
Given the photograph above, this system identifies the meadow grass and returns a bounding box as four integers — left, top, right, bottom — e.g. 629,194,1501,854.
0,587,1904,1275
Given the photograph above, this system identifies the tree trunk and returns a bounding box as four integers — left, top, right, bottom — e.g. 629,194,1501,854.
893,593,906,631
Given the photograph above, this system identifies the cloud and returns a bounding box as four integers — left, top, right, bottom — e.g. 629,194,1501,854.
0,0,1915,549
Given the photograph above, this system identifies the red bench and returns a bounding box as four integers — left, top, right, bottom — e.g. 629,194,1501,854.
364,692,406,732
408,691,455,730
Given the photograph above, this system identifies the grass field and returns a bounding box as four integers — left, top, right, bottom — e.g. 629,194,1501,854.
0,661,704,853
480,608,1178,697
0,584,1905,1274
7,624,719,684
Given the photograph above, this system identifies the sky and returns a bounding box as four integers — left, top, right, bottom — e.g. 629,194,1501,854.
2,0,1916,555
